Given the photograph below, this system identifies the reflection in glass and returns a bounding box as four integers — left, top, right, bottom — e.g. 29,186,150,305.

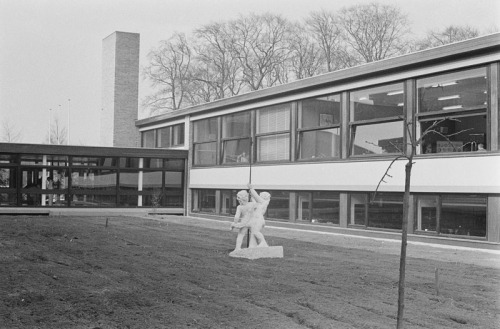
299,128,340,159
312,191,340,224
193,118,218,142
417,67,487,113
441,195,486,237
223,112,251,138
299,95,341,128
223,139,251,163
266,190,289,220
351,121,404,155
350,194,367,225
157,127,171,148
192,189,216,213
416,195,438,232
119,172,139,190
220,190,238,215
367,193,403,230
143,171,162,190
194,142,217,165
351,83,404,121
142,130,155,148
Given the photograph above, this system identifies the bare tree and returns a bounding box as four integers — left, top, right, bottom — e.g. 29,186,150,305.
1,119,22,142
415,25,480,50
338,3,410,63
194,22,244,100
228,13,293,91
374,118,470,328
306,10,354,72
45,117,67,145
142,32,194,115
288,22,325,80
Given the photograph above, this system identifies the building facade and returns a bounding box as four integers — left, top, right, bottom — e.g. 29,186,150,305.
0,143,187,212
101,31,141,147
137,34,499,247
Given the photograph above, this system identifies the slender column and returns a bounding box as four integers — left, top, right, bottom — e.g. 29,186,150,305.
138,158,143,207
41,155,47,206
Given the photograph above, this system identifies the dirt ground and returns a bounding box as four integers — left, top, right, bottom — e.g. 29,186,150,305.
1,215,499,329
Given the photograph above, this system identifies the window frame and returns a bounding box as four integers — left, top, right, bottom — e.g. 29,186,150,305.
221,111,252,165
297,94,342,161
348,82,406,158
415,66,489,155
192,117,220,167
255,103,292,163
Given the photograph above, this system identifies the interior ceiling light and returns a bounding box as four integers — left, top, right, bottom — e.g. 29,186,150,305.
442,105,463,110
438,95,460,101
430,81,458,88
387,90,404,96
397,103,404,107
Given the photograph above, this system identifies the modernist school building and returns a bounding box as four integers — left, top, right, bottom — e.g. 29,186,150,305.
137,33,500,247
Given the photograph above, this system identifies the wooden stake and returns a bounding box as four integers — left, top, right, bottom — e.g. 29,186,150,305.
105,217,109,228
435,268,439,296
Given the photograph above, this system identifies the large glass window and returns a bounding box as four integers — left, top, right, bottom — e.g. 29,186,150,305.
222,112,251,164
266,190,290,220
350,193,403,230
157,123,185,148
192,189,216,213
141,130,155,148
417,67,488,154
298,95,341,160
350,83,405,156
256,104,291,162
312,191,340,224
220,190,238,215
416,194,486,237
193,118,218,166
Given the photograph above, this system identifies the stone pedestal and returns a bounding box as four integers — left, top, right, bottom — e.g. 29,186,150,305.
229,246,284,259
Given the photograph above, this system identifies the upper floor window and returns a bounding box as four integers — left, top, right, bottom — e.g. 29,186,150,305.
417,67,488,154
350,83,405,156
141,130,155,148
256,103,291,162
157,123,185,148
298,94,341,160
193,118,218,166
222,112,251,164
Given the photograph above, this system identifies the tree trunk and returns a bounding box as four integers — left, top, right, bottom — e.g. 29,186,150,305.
397,159,413,328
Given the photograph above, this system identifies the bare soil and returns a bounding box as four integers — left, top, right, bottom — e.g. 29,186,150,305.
1,215,499,329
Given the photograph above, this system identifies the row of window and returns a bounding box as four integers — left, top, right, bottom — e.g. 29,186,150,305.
0,156,185,208
191,189,487,238
190,66,491,166
141,123,185,148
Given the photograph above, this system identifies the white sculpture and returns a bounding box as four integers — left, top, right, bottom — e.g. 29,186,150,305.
230,184,270,252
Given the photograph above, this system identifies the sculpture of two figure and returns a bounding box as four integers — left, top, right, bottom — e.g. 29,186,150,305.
230,183,271,253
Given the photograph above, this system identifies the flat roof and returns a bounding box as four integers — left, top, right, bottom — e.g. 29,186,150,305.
136,33,500,128
0,143,188,159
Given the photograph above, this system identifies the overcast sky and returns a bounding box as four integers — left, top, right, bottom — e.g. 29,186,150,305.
1,0,499,146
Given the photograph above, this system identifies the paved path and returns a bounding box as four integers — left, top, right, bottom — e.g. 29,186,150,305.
147,215,500,270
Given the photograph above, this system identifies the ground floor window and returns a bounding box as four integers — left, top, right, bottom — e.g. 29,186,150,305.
192,189,216,213
220,190,238,216
296,191,340,224
416,194,486,237
349,193,403,230
266,190,290,220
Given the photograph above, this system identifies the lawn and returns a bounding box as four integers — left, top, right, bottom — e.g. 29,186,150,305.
1,215,499,328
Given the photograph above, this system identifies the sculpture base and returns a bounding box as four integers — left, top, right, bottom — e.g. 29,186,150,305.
229,246,284,259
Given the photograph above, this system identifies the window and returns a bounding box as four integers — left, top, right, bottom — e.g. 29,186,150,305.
193,118,218,166
350,83,405,156
298,95,341,160
417,67,488,154
220,190,238,215
312,191,340,224
192,189,216,213
350,192,403,230
141,130,155,148
256,104,291,162
222,112,251,164
157,123,185,148
416,194,486,237
266,190,290,220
